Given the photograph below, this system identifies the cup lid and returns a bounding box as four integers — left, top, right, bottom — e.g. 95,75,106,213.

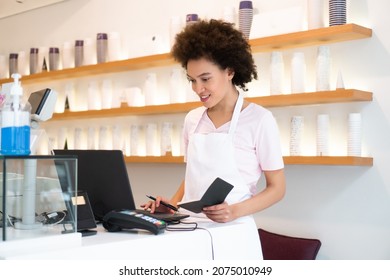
97,33,108,40
239,1,253,9
186,14,198,22
49,47,59,53
75,40,84,46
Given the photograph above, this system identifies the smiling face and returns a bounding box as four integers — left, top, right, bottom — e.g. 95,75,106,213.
186,58,236,109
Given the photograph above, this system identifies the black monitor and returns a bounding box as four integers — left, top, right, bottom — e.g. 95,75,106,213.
53,149,137,222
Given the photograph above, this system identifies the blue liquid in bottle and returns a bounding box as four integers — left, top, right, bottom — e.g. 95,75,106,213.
1,73,31,155
1,126,31,155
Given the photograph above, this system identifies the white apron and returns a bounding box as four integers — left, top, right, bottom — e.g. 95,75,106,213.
182,92,263,259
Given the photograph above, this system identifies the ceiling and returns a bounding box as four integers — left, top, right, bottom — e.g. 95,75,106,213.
0,0,67,19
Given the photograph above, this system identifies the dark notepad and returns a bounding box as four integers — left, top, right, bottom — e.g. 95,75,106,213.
178,177,234,213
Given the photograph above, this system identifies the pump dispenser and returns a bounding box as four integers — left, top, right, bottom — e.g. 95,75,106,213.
1,73,31,155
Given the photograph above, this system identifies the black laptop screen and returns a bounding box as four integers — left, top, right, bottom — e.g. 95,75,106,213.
53,149,136,221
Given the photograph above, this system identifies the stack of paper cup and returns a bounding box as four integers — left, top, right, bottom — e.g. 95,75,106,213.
54,87,66,113
29,48,39,74
112,124,122,150
9,53,18,77
238,1,253,39
84,37,96,65
99,125,111,150
169,68,186,103
222,6,236,25
329,0,346,26
160,122,173,156
74,40,84,67
87,81,101,110
145,123,158,156
74,127,83,149
290,116,304,156
316,45,331,91
347,113,362,156
291,52,306,93
270,51,284,95
18,51,29,75
307,0,325,29
108,32,122,61
144,72,158,105
317,114,330,156
101,79,113,109
130,124,140,156
62,41,74,69
87,127,96,150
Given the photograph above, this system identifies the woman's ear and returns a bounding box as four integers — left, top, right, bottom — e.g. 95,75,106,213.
227,68,235,80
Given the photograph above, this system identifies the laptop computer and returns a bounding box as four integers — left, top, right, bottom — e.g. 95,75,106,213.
53,149,189,224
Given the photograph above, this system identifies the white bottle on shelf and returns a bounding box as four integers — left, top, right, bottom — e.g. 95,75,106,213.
270,51,285,95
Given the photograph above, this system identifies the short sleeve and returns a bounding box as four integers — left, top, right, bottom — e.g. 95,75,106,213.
256,111,284,171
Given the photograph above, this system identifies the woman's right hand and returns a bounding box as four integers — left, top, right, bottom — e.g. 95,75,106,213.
140,196,175,214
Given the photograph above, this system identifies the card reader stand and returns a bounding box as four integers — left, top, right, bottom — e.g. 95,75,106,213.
62,191,97,237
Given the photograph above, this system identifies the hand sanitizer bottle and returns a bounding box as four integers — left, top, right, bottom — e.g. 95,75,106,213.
1,73,31,155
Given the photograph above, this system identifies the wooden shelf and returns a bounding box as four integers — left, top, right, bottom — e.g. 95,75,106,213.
125,155,184,164
249,89,373,108
250,23,372,52
283,156,373,166
0,24,371,86
0,53,174,85
124,155,373,166
50,89,372,121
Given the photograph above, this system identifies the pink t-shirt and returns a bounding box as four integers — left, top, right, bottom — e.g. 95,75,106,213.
183,102,284,194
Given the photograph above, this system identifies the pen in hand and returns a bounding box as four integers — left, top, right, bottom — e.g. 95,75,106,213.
146,195,178,212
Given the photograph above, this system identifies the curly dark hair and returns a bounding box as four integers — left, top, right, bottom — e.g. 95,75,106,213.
171,19,257,91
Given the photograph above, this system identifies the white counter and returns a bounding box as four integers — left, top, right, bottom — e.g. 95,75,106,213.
1,217,262,260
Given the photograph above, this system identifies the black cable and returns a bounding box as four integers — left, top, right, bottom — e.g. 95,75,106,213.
0,210,20,227
36,211,66,225
166,220,198,231
1,210,67,228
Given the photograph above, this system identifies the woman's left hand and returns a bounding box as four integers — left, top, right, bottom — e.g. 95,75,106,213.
202,202,234,223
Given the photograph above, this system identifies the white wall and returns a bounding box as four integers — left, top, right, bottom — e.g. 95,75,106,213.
1,0,389,259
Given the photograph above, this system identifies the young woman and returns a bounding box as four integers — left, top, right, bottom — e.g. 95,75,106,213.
142,19,285,236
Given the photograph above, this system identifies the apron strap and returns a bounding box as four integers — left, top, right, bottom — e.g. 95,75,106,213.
192,91,244,135
228,92,244,135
